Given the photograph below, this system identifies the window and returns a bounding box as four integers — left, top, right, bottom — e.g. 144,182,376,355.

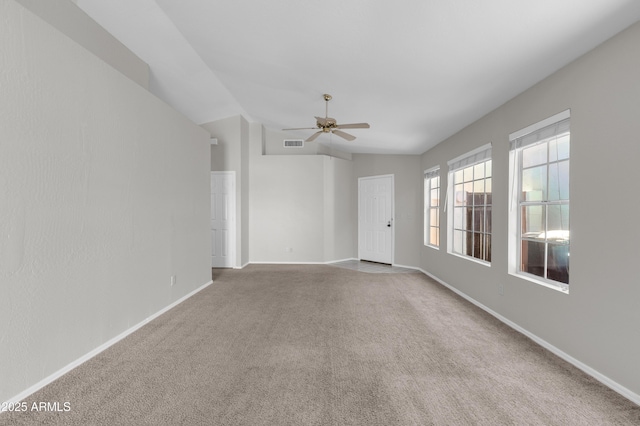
447,144,492,263
424,167,440,248
509,110,570,292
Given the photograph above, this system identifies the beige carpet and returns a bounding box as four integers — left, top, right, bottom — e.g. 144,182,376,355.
1,264,638,425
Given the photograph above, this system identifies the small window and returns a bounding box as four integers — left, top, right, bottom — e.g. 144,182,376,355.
447,144,492,264
424,167,440,248
509,110,570,292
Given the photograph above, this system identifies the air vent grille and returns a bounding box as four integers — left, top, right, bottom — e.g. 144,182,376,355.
284,139,304,148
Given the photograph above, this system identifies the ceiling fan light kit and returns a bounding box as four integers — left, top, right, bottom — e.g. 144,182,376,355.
283,94,370,142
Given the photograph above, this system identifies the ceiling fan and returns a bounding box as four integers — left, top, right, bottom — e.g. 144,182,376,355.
283,94,370,142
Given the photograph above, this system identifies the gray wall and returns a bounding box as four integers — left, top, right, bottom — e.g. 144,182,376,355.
0,0,211,402
264,127,353,160
204,116,243,173
250,152,327,262
208,120,356,265
264,128,319,155
212,122,426,267
202,115,251,267
323,157,356,261
420,21,640,398
249,125,356,263
16,0,150,89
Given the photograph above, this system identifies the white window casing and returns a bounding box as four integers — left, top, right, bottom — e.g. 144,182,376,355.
424,166,441,248
447,143,493,264
508,110,570,293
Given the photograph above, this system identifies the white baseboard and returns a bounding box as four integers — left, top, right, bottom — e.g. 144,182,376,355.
3,279,213,406
416,268,640,406
235,261,250,269
391,262,422,271
326,258,359,264
248,259,360,266
248,261,326,265
224,259,364,272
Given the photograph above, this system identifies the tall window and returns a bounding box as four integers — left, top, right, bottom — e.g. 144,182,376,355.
509,110,570,292
424,167,440,248
448,144,492,263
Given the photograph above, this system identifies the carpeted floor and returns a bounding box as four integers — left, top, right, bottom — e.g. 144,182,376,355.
1,264,639,425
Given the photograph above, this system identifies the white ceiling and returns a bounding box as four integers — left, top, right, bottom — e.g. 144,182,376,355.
75,0,640,154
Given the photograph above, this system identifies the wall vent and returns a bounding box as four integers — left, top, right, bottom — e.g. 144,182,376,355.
284,139,304,148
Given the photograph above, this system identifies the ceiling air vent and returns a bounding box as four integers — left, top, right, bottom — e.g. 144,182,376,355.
284,139,304,148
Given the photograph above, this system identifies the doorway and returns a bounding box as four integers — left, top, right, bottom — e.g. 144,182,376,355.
358,174,394,264
211,171,236,268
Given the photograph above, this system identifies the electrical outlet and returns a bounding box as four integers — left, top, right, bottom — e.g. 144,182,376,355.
170,275,176,286
499,283,504,296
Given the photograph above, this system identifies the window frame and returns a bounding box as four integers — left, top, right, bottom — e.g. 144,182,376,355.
508,110,570,293
446,143,492,265
424,166,440,249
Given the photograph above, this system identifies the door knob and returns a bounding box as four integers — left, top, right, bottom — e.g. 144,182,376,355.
387,220,392,227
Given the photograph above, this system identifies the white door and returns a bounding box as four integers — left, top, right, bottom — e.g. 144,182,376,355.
211,171,236,268
358,174,394,264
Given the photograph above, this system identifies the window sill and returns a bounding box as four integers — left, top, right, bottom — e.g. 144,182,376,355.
448,252,491,267
508,271,569,294
424,244,440,250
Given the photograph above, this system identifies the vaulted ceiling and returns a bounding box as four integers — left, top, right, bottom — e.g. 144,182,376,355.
75,0,640,154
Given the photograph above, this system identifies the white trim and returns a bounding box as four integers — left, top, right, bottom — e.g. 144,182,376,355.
423,165,440,177
326,257,359,264
446,152,493,262
3,279,214,406
391,263,422,271
249,261,327,265
508,271,569,294
416,268,640,406
423,170,439,248
507,113,571,291
246,259,359,267
447,142,492,169
448,251,492,267
509,109,571,141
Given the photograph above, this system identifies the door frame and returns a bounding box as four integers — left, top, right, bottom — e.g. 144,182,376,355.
357,174,395,265
211,171,236,268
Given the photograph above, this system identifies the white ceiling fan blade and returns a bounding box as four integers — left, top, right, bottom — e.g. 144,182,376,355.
332,129,356,141
283,127,317,131
336,122,370,129
306,131,323,142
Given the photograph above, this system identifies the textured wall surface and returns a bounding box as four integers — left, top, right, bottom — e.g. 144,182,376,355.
0,1,210,402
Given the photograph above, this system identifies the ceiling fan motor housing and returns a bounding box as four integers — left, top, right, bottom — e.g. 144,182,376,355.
318,118,337,132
